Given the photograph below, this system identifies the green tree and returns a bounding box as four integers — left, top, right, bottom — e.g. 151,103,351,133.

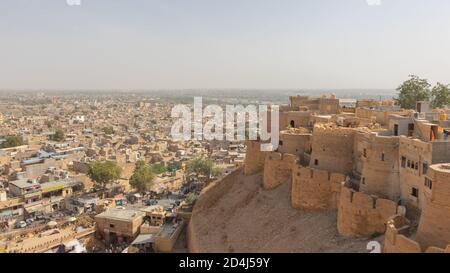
395,75,431,109
185,192,198,205
0,136,24,148
88,161,122,198
52,129,65,142
167,162,179,173
151,163,168,174
431,82,450,108
130,160,155,193
186,157,222,181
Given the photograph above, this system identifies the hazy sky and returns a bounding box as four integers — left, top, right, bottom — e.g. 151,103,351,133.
1,0,450,90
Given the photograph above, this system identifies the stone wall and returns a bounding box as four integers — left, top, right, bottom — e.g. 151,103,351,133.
263,152,296,190
193,168,243,211
358,132,400,200
337,185,400,237
289,95,339,115
187,168,244,253
383,215,422,253
432,141,450,164
278,132,311,157
383,214,450,253
289,96,320,111
280,111,312,130
243,141,266,176
318,98,340,115
398,136,433,211
355,108,402,126
309,124,356,174
291,165,346,210
416,164,450,250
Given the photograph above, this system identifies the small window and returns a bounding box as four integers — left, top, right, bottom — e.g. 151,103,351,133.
362,177,366,185
415,162,419,170
314,159,319,166
279,141,283,146
407,160,411,168
401,157,406,168
425,178,433,190
381,153,385,161
423,163,429,175
411,187,419,198
110,224,115,228
363,149,367,158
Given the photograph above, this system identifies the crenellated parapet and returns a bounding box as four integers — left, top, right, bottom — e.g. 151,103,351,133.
263,152,296,190
291,165,347,210
244,140,267,176
337,185,403,237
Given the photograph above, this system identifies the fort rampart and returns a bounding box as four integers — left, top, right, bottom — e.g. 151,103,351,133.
291,165,346,210
263,152,296,190
337,185,400,237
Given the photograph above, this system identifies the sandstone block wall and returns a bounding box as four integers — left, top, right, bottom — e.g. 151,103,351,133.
383,215,421,253
384,215,450,253
263,152,296,190
291,165,346,210
280,111,312,130
398,136,433,211
416,202,450,250
318,98,340,115
416,165,450,249
194,168,243,211
187,168,244,253
289,96,339,115
337,185,399,237
244,141,266,176
309,124,356,174
289,96,320,111
355,108,402,126
358,133,400,200
278,132,311,157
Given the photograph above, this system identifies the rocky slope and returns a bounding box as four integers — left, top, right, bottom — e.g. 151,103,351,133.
188,168,382,253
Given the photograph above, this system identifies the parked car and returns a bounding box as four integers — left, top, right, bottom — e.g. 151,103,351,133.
144,199,157,206
15,221,27,229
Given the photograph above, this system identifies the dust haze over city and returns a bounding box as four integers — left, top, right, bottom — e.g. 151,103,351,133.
1,0,450,266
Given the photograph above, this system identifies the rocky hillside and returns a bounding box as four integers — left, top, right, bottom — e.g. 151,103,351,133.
187,168,381,253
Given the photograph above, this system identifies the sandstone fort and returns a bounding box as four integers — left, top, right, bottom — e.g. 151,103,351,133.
188,95,450,253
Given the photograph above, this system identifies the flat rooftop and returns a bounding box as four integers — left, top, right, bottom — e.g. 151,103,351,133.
431,164,450,173
95,208,145,221
8,179,40,189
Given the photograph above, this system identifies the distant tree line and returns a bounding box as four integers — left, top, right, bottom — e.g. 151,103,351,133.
396,75,450,109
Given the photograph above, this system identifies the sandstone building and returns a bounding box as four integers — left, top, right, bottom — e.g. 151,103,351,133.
241,95,450,251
